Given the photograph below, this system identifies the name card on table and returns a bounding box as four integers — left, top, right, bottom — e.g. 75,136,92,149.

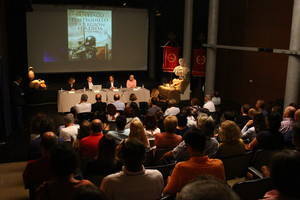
68,91,75,94
113,89,119,92
133,87,140,91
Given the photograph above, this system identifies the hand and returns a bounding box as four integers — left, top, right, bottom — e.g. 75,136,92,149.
246,120,254,127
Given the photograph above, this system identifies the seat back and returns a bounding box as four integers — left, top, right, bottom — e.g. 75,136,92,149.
146,162,176,183
220,152,253,180
77,112,92,123
153,147,174,165
232,178,273,200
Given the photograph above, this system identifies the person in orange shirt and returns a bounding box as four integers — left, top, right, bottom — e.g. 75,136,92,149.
163,127,225,195
126,74,137,88
155,116,182,149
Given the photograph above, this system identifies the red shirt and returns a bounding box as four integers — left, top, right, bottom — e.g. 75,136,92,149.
163,156,225,195
155,132,182,149
23,157,54,189
79,133,104,159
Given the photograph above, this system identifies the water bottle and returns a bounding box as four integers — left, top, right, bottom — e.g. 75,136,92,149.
120,85,122,89
83,87,86,93
142,84,144,88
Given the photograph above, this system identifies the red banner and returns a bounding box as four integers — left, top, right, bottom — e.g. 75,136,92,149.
192,48,206,77
162,46,181,72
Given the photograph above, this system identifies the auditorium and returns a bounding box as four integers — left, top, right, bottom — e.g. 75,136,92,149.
1,0,300,199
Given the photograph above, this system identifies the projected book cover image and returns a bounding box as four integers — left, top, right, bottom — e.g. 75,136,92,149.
68,9,112,61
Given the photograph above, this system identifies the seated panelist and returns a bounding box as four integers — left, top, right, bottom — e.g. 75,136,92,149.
83,76,94,90
105,75,119,89
65,77,78,91
126,74,137,88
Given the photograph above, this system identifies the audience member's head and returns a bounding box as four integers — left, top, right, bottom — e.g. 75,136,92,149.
97,135,117,163
253,113,267,133
74,185,107,200
113,94,120,101
41,131,58,156
191,98,200,107
221,111,236,122
219,121,242,144
95,94,102,102
50,143,79,177
168,99,177,108
255,99,265,111
293,122,300,150
283,106,296,119
176,113,188,128
30,113,55,136
197,115,215,137
266,112,281,132
64,113,75,126
117,139,145,172
241,104,251,115
294,109,300,122
129,93,137,102
177,176,240,200
129,118,148,147
78,120,91,140
269,150,300,199
164,116,178,133
184,128,207,155
80,94,88,102
204,94,212,102
144,114,157,131
107,104,117,116
116,115,126,131
151,97,159,106
248,108,258,119
90,119,103,134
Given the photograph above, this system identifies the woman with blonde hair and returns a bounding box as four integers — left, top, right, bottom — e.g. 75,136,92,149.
216,120,246,158
128,118,150,148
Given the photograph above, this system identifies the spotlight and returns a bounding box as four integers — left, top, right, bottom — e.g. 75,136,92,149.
122,2,127,7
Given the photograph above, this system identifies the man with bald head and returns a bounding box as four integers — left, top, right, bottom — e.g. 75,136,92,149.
79,119,104,159
92,93,107,114
280,106,296,134
112,93,125,111
23,132,58,191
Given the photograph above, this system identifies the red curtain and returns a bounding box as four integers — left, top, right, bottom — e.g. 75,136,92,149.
162,46,181,72
192,48,206,77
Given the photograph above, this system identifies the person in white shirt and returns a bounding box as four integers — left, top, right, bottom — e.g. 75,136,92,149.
164,99,180,116
83,76,94,90
203,95,216,112
212,91,221,106
100,139,164,200
112,94,125,111
59,113,80,143
75,94,92,114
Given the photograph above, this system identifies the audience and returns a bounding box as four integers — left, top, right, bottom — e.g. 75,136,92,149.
174,113,189,136
163,128,225,195
177,176,239,200
241,112,266,142
77,120,91,140
155,116,182,149
23,132,57,192
59,113,80,144
203,94,216,113
112,94,125,111
262,150,300,200
255,99,268,116
216,120,246,158
106,115,130,144
75,94,92,114
164,99,180,116
128,118,150,148
106,104,119,122
74,185,107,200
86,135,122,177
147,97,162,116
36,144,94,200
79,119,104,159
92,94,107,114
279,106,296,134
100,139,164,200
143,114,161,138
236,104,251,129
292,122,300,151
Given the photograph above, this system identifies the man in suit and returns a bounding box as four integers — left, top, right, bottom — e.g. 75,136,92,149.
92,94,107,114
105,75,119,89
82,76,94,90
11,75,26,134
65,77,78,91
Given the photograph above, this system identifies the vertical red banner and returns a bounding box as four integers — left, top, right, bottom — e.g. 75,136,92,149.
192,48,206,77
162,46,181,72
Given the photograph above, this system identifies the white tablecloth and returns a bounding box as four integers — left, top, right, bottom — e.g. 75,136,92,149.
57,88,150,112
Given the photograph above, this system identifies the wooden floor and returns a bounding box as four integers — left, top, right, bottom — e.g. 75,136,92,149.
0,162,28,200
